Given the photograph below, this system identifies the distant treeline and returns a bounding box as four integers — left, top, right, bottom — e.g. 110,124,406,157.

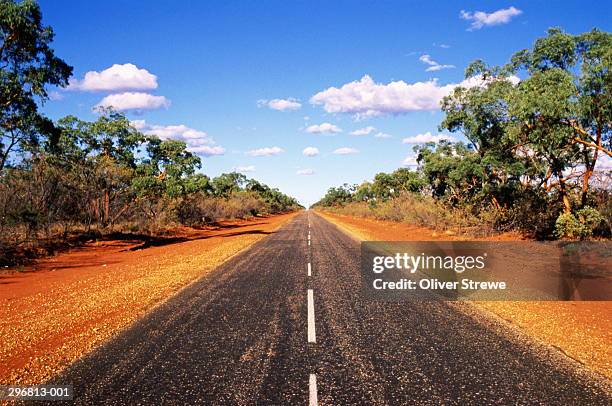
314,28,611,240
0,1,301,264
0,109,302,262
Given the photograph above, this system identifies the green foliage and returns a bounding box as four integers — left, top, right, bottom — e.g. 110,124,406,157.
315,184,355,207
555,207,604,239
134,137,202,198
0,0,72,170
211,172,247,197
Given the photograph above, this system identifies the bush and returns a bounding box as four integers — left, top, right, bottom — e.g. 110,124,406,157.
499,188,562,239
175,192,268,227
323,193,493,236
555,207,604,239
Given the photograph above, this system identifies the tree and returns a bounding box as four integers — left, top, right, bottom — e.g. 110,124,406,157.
134,137,202,198
314,184,355,207
507,28,612,209
441,28,612,214
0,0,72,170
56,110,145,226
212,172,247,197
353,181,374,202
415,141,492,206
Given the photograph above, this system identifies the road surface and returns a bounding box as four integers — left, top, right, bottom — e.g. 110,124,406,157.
54,212,611,405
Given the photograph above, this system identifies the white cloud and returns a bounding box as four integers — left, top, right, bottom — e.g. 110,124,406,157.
246,146,284,157
258,98,302,111
69,63,158,92
234,165,256,173
305,122,342,134
49,91,64,101
460,7,522,30
402,132,455,144
310,74,518,118
131,120,225,156
130,119,147,130
402,155,419,167
374,132,392,139
419,54,455,72
297,168,315,176
333,147,359,155
95,92,170,111
188,146,226,156
350,126,376,136
302,147,320,157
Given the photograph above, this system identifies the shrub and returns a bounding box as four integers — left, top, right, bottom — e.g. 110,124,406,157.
555,207,604,239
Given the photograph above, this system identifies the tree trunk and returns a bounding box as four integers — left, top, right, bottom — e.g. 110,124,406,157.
104,190,110,227
559,177,572,214
581,126,601,207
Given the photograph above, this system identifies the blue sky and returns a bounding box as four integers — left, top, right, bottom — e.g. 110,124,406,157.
39,1,611,206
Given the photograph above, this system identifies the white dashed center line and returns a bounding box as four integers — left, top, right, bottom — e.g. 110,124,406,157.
307,219,318,403
307,289,316,343
309,373,318,406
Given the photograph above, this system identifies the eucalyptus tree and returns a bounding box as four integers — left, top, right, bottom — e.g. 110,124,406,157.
0,0,72,170
56,110,145,226
441,28,612,213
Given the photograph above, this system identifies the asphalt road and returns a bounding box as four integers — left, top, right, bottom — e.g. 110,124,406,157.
54,211,611,405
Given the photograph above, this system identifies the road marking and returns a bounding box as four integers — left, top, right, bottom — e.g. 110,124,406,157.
308,262,312,276
309,374,318,406
307,289,316,343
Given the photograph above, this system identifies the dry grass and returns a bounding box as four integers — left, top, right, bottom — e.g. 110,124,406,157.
324,195,498,238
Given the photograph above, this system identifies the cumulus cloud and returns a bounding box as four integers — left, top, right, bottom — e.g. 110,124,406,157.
302,147,320,157
258,98,302,111
305,122,342,134
69,63,158,92
374,132,392,139
234,165,256,173
460,6,522,30
297,169,315,176
310,74,518,118
188,146,226,156
402,155,419,167
402,132,455,144
333,147,359,155
350,126,376,136
131,120,225,156
246,146,284,157
95,92,170,111
419,54,455,72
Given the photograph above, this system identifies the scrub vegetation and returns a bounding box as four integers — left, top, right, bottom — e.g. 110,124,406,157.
0,1,301,266
314,28,611,240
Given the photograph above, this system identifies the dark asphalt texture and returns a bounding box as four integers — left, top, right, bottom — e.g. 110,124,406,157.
52,211,611,405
